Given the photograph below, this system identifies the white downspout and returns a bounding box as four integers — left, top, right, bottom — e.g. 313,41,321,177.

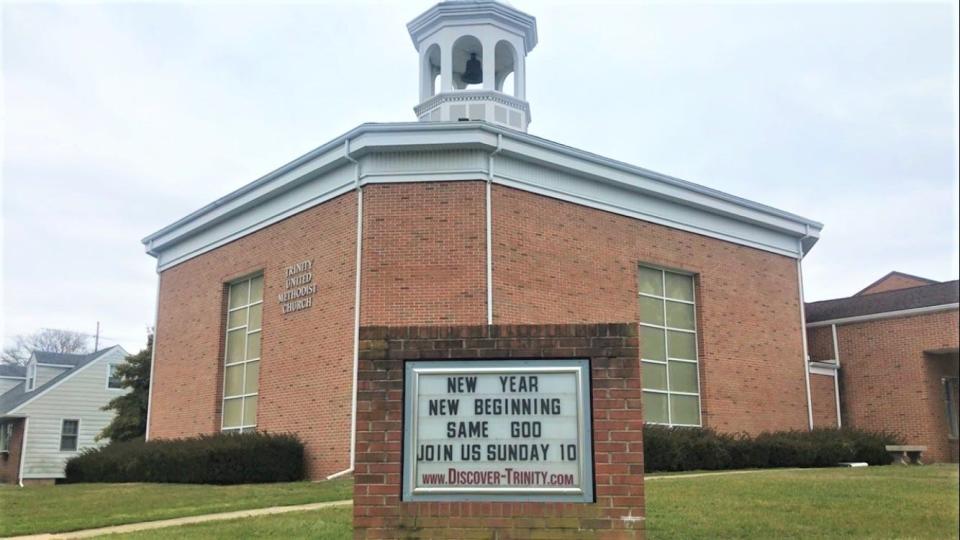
144,273,161,441
831,323,842,428
17,418,29,487
327,139,362,481
485,134,502,325
797,232,814,430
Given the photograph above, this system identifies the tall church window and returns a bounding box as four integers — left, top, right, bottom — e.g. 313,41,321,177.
221,274,263,433
639,266,701,426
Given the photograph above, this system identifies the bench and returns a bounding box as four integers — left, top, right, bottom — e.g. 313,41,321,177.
886,445,927,465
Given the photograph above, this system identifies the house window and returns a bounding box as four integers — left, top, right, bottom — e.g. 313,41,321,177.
639,265,701,427
0,423,13,452
60,419,79,452
945,377,959,440
107,364,123,389
221,274,263,433
26,363,36,391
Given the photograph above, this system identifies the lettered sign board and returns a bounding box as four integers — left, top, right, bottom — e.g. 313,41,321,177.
402,359,594,502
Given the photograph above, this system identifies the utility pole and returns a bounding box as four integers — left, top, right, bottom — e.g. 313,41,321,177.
94,321,100,352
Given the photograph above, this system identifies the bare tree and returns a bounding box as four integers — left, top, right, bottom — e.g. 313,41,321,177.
1,329,92,366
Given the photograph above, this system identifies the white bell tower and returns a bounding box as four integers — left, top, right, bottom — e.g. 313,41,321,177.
407,0,537,132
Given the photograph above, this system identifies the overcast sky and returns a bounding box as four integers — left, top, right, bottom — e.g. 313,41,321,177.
2,1,957,353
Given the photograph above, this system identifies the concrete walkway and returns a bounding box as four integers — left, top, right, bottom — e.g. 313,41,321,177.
7,499,353,540
646,467,812,480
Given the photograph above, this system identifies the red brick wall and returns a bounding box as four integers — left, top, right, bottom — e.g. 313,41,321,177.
360,182,486,326
354,324,644,540
856,274,933,296
806,326,835,362
0,418,24,484
151,192,358,478
150,180,815,480
492,185,808,434
835,310,960,462
809,372,838,428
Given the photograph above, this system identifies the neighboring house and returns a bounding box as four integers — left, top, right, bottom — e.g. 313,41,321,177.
0,346,128,485
0,364,26,395
806,273,960,463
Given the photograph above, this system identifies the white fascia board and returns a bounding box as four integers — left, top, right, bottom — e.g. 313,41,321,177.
144,122,823,270
495,134,820,238
806,303,960,328
144,143,348,257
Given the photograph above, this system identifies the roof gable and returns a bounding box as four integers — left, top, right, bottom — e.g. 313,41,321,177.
806,280,959,324
853,271,939,296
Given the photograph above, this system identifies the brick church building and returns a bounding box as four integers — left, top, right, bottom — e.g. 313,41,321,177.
142,0,956,479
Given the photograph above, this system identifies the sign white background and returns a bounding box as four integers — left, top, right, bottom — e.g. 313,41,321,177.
405,362,592,501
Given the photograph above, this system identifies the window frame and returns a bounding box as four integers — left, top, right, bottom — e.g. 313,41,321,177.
220,273,263,433
25,362,36,391
945,377,959,440
106,363,124,390
638,264,703,428
0,423,12,453
59,419,80,452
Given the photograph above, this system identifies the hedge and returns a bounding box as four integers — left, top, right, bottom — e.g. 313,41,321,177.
643,426,900,472
65,432,304,484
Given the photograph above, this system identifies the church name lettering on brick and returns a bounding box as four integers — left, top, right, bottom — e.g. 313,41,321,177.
278,259,315,314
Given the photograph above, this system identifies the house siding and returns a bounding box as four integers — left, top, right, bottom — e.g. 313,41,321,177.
36,365,69,387
0,378,24,395
14,348,127,479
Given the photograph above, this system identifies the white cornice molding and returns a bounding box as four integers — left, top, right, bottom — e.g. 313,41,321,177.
806,303,960,328
143,122,823,270
407,1,538,53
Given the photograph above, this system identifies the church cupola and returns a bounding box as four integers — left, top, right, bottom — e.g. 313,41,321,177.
407,0,537,132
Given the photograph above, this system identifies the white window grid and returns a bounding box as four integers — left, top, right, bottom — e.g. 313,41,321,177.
59,419,80,452
221,275,263,433
106,363,124,390
0,423,12,452
26,363,36,391
639,266,703,428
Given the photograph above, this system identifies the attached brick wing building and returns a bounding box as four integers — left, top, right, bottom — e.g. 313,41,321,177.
806,275,960,463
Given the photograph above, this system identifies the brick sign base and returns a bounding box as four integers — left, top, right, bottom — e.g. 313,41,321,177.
354,323,645,539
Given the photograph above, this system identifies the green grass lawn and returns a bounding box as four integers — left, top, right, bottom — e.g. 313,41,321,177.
0,477,352,537
645,465,959,539
2,466,957,539
109,506,353,539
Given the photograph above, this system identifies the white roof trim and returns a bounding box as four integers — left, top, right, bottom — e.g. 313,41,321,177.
6,346,127,416
407,1,538,53
806,303,959,328
143,122,823,270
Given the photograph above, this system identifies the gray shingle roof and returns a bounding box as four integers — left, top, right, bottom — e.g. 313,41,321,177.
0,364,26,378
806,280,959,324
33,351,91,367
0,347,123,417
